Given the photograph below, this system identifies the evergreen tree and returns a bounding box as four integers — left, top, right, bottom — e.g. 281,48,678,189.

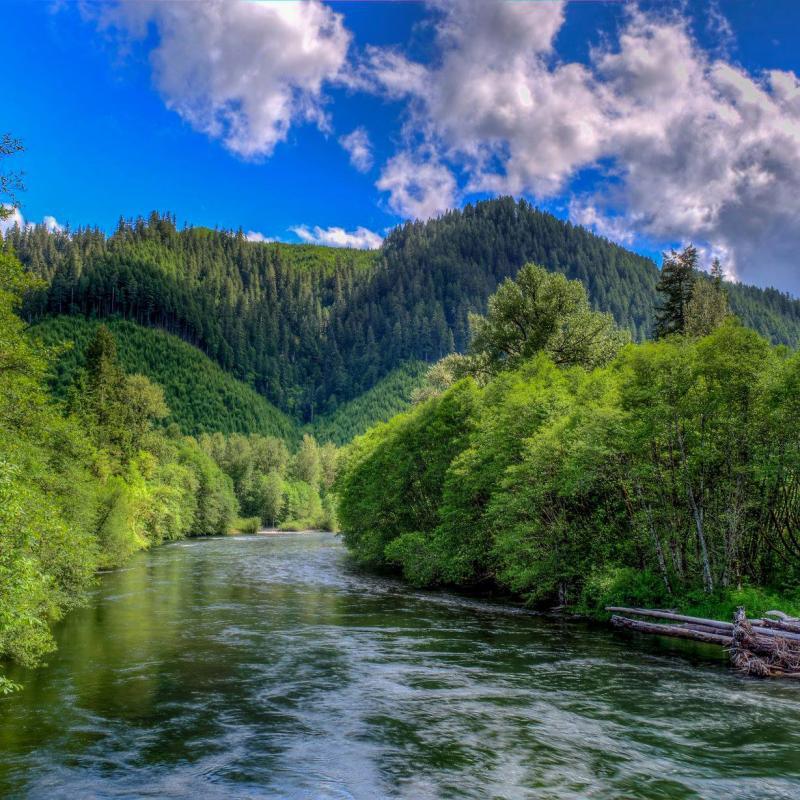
655,245,698,337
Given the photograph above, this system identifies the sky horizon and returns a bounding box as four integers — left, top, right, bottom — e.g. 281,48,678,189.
3,0,800,294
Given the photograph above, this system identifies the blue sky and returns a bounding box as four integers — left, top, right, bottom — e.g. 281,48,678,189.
3,1,800,292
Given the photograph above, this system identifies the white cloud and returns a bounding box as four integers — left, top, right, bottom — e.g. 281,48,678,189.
42,215,64,233
0,207,65,236
245,230,276,243
291,224,382,249
588,13,800,289
364,3,800,291
376,152,457,220
339,127,373,172
0,206,25,235
568,200,634,246
90,0,351,159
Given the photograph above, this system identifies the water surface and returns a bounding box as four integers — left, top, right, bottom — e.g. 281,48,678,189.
1,532,798,799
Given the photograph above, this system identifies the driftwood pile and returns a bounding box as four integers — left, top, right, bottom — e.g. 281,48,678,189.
607,606,800,678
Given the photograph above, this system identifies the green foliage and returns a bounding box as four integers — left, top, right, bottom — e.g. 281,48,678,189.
655,245,697,337
580,567,671,618
231,516,260,535
0,251,238,688
311,362,428,444
468,263,629,375
685,267,730,338
336,379,480,568
384,532,439,587
680,586,800,622
9,201,800,436
0,133,24,218
338,307,800,618
198,431,339,532
292,433,321,486
247,471,284,528
32,316,297,440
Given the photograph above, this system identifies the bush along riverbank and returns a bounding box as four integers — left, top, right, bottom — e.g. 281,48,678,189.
336,260,800,633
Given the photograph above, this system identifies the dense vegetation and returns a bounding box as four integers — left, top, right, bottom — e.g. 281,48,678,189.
337,262,800,619
32,315,298,440
310,362,427,445
0,248,337,691
31,315,424,446
0,249,239,692
7,199,800,427
198,432,338,532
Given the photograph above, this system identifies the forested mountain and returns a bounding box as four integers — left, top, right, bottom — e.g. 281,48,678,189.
33,316,429,444
6,198,800,427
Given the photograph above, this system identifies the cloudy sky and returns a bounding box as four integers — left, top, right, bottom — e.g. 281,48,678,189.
4,0,800,292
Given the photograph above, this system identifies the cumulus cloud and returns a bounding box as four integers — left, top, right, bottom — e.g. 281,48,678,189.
42,215,64,233
245,230,276,243
90,0,351,158
339,127,373,172
291,224,382,250
0,207,65,235
365,2,800,290
568,199,635,246
587,13,800,286
376,152,457,220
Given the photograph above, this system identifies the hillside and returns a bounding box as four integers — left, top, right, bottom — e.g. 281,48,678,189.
32,316,299,440
310,361,427,445
8,199,800,428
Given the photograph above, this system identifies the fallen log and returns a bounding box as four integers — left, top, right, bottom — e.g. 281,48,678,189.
605,607,733,631
764,610,799,622
678,622,735,637
610,615,732,646
756,617,800,635
605,605,800,642
607,605,800,678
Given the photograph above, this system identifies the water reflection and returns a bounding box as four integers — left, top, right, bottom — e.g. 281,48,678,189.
1,533,798,799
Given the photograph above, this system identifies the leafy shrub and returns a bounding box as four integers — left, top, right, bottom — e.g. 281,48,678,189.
384,532,439,587
230,516,260,534
579,567,670,618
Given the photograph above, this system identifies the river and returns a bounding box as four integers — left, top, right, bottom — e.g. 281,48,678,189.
1,532,798,799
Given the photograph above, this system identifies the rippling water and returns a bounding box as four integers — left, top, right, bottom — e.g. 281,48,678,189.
1,532,798,799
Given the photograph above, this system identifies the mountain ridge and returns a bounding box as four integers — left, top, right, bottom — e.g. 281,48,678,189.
7,198,800,434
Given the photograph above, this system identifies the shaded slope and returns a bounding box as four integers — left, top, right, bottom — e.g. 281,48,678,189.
32,316,298,440
310,361,428,445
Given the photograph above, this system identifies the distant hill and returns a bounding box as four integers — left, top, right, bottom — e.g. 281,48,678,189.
8,199,800,433
32,316,298,441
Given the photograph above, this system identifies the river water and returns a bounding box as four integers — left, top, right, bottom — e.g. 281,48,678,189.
1,532,798,799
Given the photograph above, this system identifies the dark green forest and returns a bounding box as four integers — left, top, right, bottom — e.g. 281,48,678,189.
7,198,800,429
33,316,297,440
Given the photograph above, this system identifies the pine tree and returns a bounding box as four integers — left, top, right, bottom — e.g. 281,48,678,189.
655,245,698,337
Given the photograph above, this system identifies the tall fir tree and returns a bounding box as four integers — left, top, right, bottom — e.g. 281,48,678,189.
655,245,698,337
